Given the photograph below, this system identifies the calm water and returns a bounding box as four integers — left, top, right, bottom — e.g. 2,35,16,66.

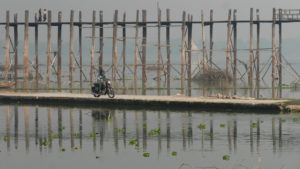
0,105,300,169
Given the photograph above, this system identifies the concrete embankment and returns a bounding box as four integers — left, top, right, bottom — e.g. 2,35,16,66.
0,92,295,113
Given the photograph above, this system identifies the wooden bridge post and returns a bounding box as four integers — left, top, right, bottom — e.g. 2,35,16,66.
99,11,104,68
226,9,232,75
233,9,237,95
112,10,118,83
142,10,147,95
69,10,74,89
181,11,186,95
256,9,260,98
201,10,207,73
34,14,39,88
187,15,192,97
157,8,162,95
209,10,214,72
14,14,18,87
166,9,171,95
249,8,254,97
57,11,62,89
91,10,96,83
47,10,52,88
79,11,82,90
122,12,126,94
5,11,10,82
278,9,283,98
24,10,29,88
134,10,139,95
272,8,277,98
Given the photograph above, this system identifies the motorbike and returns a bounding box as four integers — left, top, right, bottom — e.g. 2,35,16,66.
91,79,115,98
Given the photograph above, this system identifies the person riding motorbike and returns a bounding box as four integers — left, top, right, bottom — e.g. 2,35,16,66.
97,68,106,92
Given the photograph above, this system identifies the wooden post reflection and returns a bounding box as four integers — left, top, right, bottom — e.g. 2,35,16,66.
14,106,18,149
181,112,186,151
250,120,254,153
256,119,260,153
58,108,62,148
48,108,52,149
142,111,147,151
113,110,119,152
158,111,162,154
210,118,214,150
166,111,170,152
279,118,282,152
188,112,193,147
227,120,232,152
92,110,96,151
135,111,140,147
79,109,83,149
123,111,127,148
24,107,29,152
272,118,276,152
6,106,10,151
70,109,74,149
233,120,237,152
35,107,38,145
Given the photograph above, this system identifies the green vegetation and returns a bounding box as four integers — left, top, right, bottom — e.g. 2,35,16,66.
116,128,125,133
42,141,50,146
73,147,79,150
281,119,286,123
74,133,80,137
148,129,160,136
89,133,96,138
172,151,177,156
197,124,206,130
220,124,225,128
222,155,230,160
252,123,258,128
60,148,66,152
129,139,136,146
3,136,8,141
143,153,150,157
293,117,299,122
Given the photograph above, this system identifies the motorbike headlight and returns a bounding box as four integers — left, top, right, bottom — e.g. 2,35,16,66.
107,80,111,84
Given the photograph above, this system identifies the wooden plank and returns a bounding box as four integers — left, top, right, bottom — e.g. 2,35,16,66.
112,10,118,82
209,10,214,72
134,10,139,95
142,10,147,95
166,9,171,96
99,11,104,67
5,11,10,82
24,10,29,87
34,14,39,88
14,14,18,87
122,12,126,94
91,10,96,83
249,8,254,97
226,9,232,75
272,8,276,98
57,11,62,89
47,11,52,88
69,10,74,89
181,11,186,95
256,9,260,98
157,8,162,95
233,9,237,95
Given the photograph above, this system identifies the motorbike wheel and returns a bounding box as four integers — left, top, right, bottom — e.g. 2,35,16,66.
107,87,115,98
93,93,100,97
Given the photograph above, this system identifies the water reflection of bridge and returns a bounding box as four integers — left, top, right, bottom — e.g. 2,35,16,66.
1,106,286,154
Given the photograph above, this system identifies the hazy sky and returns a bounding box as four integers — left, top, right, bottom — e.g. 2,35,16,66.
1,0,300,41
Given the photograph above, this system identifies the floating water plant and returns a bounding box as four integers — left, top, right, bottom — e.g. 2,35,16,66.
281,119,286,123
61,126,65,130
172,151,177,156
3,136,8,142
148,129,160,136
135,146,142,150
73,147,79,150
252,123,258,128
74,133,80,137
60,148,66,152
42,141,50,146
222,155,230,160
220,124,225,128
90,133,96,138
143,152,150,157
107,118,112,122
260,120,264,123
51,133,59,138
293,118,299,122
116,128,125,133
197,124,206,130
129,140,136,145
143,125,146,129
206,133,213,137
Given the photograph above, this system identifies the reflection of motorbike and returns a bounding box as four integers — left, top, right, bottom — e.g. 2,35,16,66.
91,79,115,98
